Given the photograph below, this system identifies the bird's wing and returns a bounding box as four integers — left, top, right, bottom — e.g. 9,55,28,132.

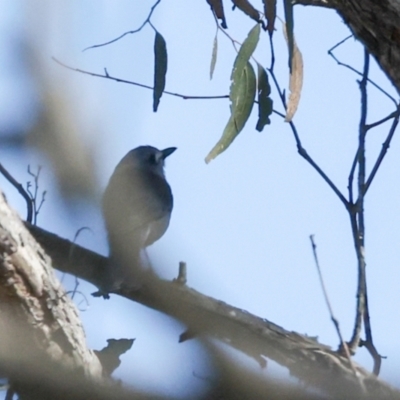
102,164,173,246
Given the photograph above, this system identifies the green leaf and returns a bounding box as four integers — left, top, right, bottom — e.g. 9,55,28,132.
283,0,294,72
256,63,273,132
153,31,167,112
231,23,260,81
210,32,218,80
205,62,256,163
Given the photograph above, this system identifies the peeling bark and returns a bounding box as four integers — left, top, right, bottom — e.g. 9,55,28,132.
0,193,102,395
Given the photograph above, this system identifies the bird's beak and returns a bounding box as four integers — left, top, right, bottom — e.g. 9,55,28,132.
161,147,177,159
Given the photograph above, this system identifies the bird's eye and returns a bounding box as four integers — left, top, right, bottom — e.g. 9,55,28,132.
148,154,157,164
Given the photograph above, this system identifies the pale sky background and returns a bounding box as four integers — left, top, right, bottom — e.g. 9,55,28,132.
1,1,400,398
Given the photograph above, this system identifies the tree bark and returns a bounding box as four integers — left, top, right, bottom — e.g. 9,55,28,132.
0,193,102,397
26,222,400,399
295,0,400,93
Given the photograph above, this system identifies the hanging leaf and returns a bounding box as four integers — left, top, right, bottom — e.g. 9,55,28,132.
283,0,294,71
210,32,218,80
205,62,256,163
153,31,167,112
232,0,261,25
283,25,303,122
205,24,260,163
256,63,273,131
262,0,277,37
207,0,227,28
232,23,260,81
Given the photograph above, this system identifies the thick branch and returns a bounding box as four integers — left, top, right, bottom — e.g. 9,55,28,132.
0,193,104,397
26,223,400,399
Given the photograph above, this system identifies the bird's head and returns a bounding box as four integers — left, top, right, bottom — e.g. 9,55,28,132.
121,146,177,177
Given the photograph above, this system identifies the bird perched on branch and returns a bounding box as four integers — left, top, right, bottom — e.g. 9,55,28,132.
101,145,176,293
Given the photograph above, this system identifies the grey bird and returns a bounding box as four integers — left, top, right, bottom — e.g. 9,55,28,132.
101,145,176,292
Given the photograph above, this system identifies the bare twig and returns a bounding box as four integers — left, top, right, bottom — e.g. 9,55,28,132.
365,110,398,130
83,0,162,51
346,50,382,375
26,165,46,225
0,163,33,223
348,150,358,204
364,106,400,194
309,235,363,389
328,37,397,106
347,49,369,355
266,39,349,208
53,57,229,101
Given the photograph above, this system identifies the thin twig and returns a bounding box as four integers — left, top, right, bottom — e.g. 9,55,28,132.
365,110,397,130
347,48,369,355
309,235,363,387
364,106,400,195
52,57,229,101
26,165,46,225
0,163,33,223
328,38,397,106
83,0,162,51
348,149,358,205
266,40,349,208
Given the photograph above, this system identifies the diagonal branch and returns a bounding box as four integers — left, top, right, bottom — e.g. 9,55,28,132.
364,106,400,195
25,222,400,399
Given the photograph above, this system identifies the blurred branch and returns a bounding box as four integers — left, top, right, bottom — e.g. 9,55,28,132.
26,165,47,225
0,162,33,223
293,0,336,7
26,222,400,399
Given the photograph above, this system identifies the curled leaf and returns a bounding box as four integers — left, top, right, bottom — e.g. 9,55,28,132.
207,0,227,28
283,25,303,122
153,31,167,112
205,62,256,163
263,0,277,37
256,63,273,131
210,32,218,80
232,0,262,26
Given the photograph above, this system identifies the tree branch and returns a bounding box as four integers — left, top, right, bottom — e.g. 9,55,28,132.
25,222,400,399
297,0,400,93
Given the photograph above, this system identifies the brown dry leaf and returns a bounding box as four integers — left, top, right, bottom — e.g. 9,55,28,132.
283,25,303,122
207,0,228,28
232,0,261,24
263,0,277,37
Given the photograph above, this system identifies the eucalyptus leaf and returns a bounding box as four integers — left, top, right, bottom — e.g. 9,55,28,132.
256,63,273,131
153,31,167,112
210,33,218,80
205,62,256,163
231,24,260,81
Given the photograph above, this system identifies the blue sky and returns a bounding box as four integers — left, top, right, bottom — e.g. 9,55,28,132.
1,1,400,397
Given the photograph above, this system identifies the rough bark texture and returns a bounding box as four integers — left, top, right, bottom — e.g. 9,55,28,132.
27,223,400,399
0,193,102,395
295,0,400,93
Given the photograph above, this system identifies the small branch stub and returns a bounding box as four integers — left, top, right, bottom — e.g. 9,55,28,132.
174,261,187,285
